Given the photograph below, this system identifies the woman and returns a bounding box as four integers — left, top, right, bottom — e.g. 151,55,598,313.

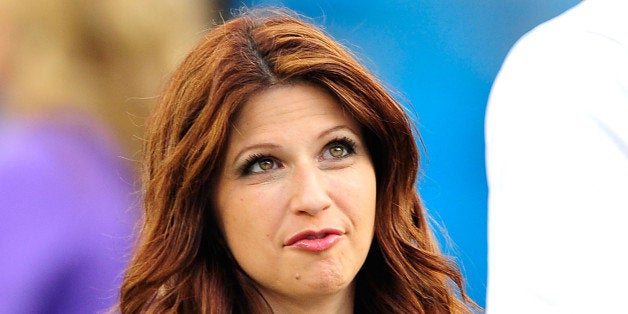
120,9,477,313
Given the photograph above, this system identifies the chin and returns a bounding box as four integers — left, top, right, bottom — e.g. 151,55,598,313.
299,265,355,296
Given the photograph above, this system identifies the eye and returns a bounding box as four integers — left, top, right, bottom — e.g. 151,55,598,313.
322,137,356,160
329,145,346,158
242,155,280,175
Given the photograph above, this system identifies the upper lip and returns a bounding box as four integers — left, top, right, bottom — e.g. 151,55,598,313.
284,228,344,246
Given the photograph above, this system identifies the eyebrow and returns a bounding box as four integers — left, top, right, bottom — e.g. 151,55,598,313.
231,124,360,165
317,125,359,139
232,143,281,165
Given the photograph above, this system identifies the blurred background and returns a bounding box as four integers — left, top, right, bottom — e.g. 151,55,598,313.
0,0,215,312
0,0,579,311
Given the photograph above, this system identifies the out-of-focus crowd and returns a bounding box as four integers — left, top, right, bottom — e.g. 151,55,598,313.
0,1,222,312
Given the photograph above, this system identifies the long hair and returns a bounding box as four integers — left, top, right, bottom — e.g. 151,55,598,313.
120,8,477,313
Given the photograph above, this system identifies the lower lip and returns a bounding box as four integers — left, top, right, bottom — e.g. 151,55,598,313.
290,234,342,252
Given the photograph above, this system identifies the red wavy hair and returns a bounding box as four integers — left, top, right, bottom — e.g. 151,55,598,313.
119,8,477,313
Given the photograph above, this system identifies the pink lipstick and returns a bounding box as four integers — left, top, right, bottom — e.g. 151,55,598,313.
285,229,343,252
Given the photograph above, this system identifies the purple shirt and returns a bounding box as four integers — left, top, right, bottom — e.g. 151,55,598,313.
0,112,138,313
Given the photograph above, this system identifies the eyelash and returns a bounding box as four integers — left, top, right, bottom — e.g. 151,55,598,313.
240,153,275,175
239,136,358,176
325,136,357,159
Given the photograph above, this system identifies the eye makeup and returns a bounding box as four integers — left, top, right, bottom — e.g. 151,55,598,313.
240,153,281,176
321,136,357,160
237,133,362,177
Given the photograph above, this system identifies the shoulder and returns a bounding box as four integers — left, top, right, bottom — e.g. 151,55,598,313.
502,1,628,74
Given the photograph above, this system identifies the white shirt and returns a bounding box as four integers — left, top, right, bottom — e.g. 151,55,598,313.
485,1,628,313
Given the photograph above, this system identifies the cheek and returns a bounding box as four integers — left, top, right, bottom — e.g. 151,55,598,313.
219,201,262,265
331,163,377,224
358,171,378,230
218,186,283,249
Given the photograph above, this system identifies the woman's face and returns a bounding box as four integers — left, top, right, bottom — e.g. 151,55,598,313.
215,83,377,310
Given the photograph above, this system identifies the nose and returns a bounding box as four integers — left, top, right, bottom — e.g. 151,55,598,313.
288,163,332,215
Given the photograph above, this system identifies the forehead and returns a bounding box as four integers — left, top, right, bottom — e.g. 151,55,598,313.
231,83,359,136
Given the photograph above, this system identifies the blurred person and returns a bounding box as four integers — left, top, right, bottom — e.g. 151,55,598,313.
485,0,628,312
119,9,479,313
0,0,217,312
